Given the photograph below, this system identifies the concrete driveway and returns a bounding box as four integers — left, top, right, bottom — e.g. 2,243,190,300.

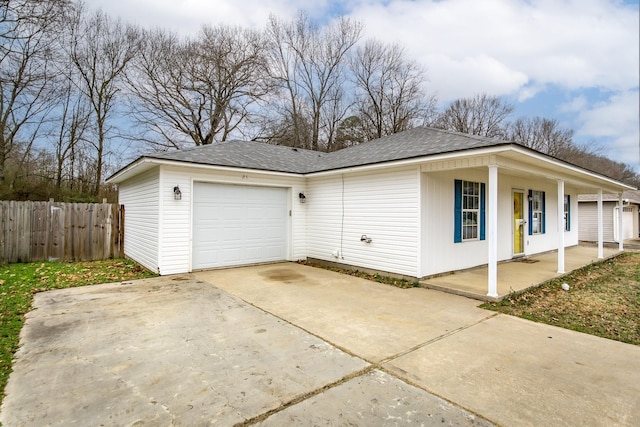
197,263,640,426
1,275,490,426
2,263,639,426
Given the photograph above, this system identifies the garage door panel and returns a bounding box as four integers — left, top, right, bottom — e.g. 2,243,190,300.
192,183,288,270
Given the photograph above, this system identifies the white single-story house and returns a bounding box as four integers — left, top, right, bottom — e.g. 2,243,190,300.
107,127,634,297
578,190,640,242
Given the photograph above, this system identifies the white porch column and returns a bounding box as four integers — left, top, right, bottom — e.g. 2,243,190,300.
487,165,499,298
557,180,565,273
618,193,624,251
597,189,604,259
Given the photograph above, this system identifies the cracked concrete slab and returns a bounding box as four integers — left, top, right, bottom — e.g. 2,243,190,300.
0,276,368,426
257,369,493,426
386,315,640,426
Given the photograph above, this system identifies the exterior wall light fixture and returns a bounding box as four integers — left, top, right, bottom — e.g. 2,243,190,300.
173,185,182,200
299,192,306,203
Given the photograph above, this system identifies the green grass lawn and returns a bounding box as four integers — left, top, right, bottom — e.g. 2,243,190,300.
0,259,156,404
482,252,640,346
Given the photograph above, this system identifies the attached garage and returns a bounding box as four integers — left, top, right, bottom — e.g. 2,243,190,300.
192,182,289,270
109,141,311,275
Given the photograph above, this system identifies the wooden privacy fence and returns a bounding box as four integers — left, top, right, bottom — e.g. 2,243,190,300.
0,201,124,263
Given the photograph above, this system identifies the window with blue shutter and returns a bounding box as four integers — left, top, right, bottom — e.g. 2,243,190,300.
454,179,486,243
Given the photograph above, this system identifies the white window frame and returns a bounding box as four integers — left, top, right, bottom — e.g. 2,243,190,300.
564,194,570,232
531,190,544,235
462,180,480,241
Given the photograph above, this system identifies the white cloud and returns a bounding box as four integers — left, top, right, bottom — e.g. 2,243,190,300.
348,0,639,101
573,90,640,165
560,95,589,113
424,53,529,100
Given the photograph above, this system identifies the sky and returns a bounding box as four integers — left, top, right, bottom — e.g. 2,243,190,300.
85,0,640,170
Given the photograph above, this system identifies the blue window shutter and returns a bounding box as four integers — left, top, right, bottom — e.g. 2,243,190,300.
568,194,571,231
528,190,533,235
480,182,486,241
542,191,546,234
454,180,462,243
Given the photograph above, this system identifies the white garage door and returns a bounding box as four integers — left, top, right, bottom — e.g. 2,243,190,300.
192,182,288,270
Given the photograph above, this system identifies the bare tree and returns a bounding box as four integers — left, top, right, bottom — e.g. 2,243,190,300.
68,7,141,195
350,39,436,141
0,0,68,185
436,93,514,139
128,25,271,149
266,13,362,151
508,116,574,157
51,75,90,193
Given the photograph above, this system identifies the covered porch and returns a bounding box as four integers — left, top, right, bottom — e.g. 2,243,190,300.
421,245,622,301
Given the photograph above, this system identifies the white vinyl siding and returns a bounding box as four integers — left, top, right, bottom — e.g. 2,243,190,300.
157,167,192,274
578,202,616,242
118,167,160,273
306,166,420,277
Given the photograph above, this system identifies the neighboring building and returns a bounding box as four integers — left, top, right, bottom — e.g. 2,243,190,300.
578,190,640,242
107,127,633,297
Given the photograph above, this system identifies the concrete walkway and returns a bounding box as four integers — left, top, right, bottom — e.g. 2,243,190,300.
2,263,639,426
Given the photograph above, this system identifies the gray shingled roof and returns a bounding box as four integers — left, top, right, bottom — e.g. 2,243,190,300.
142,127,513,174
148,140,326,174
311,127,512,172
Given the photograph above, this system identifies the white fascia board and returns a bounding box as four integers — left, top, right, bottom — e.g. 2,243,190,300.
504,146,635,192
107,158,305,184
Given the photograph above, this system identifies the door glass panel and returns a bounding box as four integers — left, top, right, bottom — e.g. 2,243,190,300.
513,192,524,254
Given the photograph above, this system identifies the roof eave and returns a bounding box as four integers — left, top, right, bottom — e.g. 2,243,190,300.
106,156,305,184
